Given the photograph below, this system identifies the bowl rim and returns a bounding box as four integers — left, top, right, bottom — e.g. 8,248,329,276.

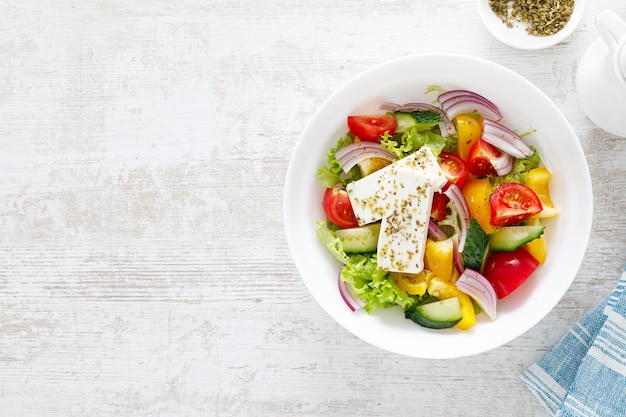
283,53,593,359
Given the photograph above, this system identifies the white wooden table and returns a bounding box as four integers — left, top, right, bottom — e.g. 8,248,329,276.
1,1,625,416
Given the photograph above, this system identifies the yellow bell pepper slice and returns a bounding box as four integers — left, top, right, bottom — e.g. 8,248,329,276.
456,292,476,330
390,271,432,296
358,157,392,177
427,276,459,300
525,167,559,219
523,218,548,264
424,237,454,282
462,177,499,234
454,114,483,161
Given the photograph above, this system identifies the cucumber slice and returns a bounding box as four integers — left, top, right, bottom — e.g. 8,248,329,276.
393,111,442,133
463,218,490,271
489,225,545,251
335,223,380,253
393,112,418,133
405,297,463,329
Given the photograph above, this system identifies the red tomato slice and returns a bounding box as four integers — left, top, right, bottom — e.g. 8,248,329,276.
322,188,359,229
467,139,500,176
439,152,469,189
483,248,539,298
347,115,397,142
430,191,448,222
490,182,543,226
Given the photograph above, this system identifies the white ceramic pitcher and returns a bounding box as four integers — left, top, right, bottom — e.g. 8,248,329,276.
576,10,626,137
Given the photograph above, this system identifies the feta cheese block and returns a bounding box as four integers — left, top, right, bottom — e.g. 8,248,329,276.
376,170,435,273
346,147,446,226
347,161,409,226
398,147,448,190
345,147,447,273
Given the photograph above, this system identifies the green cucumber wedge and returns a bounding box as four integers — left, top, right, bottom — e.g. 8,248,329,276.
335,223,380,253
489,225,545,252
463,218,490,271
405,297,463,329
393,111,442,133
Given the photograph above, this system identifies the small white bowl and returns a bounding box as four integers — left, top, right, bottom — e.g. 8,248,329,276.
283,54,593,359
477,0,586,50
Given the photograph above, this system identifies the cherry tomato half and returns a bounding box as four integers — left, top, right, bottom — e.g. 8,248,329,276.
347,115,397,142
430,191,449,222
467,139,500,176
490,182,543,226
322,188,359,229
483,248,539,298
439,152,469,189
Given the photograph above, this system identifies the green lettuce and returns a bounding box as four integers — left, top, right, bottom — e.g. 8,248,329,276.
340,254,416,313
424,84,447,97
381,126,455,160
315,166,343,188
315,133,361,187
316,220,352,264
316,221,414,313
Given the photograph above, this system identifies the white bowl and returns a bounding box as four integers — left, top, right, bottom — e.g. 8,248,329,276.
283,54,593,359
477,0,586,50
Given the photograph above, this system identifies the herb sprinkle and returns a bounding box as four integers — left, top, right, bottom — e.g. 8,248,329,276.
489,0,575,37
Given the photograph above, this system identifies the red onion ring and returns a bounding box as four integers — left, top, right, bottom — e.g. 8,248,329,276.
451,235,465,274
490,152,514,176
437,89,494,104
482,119,533,159
335,141,391,159
438,90,502,121
439,89,499,109
441,98,503,122
428,219,448,241
444,184,470,252
444,184,470,224
338,274,363,312
380,101,401,112
455,269,497,320
334,142,397,173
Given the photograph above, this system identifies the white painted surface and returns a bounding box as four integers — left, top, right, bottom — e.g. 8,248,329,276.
0,1,624,416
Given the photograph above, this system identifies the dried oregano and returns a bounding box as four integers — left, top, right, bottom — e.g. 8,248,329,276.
489,0,575,37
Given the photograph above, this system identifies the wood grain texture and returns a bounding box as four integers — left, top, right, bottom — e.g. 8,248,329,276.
0,0,625,416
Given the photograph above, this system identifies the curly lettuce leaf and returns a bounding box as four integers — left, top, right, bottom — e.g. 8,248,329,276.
315,133,361,187
316,166,343,188
317,221,413,313
425,84,447,97
316,220,351,264
381,126,455,160
340,254,415,313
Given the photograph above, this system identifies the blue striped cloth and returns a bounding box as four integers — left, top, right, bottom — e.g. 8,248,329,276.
519,263,626,416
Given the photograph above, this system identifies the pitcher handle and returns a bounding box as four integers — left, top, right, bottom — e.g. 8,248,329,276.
596,9,626,52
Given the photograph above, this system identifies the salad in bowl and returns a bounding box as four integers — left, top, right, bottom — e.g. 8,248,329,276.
283,54,592,358
316,88,555,331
